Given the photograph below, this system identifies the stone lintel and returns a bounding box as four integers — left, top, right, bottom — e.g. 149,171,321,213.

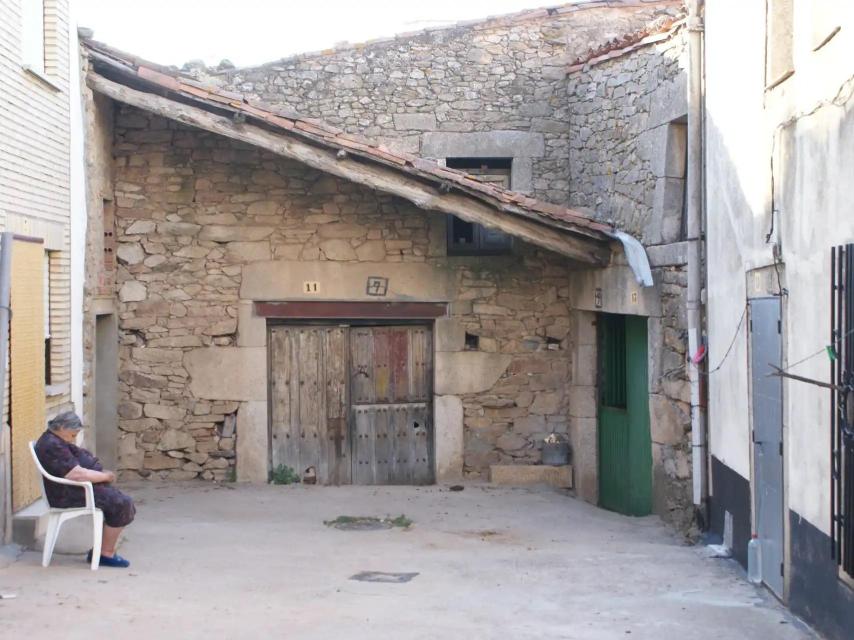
569,265,662,317
434,351,512,395
421,131,545,159
241,260,454,302
184,347,267,401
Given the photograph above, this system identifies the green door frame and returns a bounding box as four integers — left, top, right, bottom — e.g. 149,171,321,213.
597,313,652,516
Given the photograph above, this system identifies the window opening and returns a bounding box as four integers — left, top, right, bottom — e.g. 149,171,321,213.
464,332,480,351
446,158,513,255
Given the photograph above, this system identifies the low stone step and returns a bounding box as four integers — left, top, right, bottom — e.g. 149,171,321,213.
489,464,572,488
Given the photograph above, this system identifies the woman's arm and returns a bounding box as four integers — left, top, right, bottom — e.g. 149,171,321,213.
65,465,116,484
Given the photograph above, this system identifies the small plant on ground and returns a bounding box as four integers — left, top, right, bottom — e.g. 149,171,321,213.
388,514,413,528
269,464,301,485
323,514,414,529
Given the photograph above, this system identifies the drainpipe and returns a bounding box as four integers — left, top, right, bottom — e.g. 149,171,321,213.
686,0,708,518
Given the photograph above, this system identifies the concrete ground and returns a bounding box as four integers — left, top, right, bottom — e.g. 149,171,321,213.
0,483,816,640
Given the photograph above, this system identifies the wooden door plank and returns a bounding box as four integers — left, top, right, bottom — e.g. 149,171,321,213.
625,315,652,516
387,403,402,484
287,329,302,476
298,328,322,476
388,328,409,402
324,327,350,484
393,404,414,485
410,326,431,401
270,327,299,474
411,404,432,484
372,328,391,403
269,327,285,471
373,405,390,485
352,406,375,484
350,327,374,404
316,328,330,485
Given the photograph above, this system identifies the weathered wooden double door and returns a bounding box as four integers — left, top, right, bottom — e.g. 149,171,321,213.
269,325,433,485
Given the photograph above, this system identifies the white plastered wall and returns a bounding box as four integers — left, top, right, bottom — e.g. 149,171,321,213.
704,0,775,482
705,0,854,534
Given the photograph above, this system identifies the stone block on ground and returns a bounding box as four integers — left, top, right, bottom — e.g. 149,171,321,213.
489,464,572,488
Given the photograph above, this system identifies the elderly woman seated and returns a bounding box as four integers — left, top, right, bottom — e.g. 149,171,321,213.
35,411,136,568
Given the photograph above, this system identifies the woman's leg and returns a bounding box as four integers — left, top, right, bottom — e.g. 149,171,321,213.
93,486,136,557
102,524,124,557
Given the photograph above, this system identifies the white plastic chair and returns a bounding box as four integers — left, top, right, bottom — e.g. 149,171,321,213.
28,441,103,570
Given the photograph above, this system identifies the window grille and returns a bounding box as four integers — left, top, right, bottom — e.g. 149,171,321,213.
831,243,854,578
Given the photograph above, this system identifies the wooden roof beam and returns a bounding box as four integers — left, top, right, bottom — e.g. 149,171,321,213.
87,73,612,266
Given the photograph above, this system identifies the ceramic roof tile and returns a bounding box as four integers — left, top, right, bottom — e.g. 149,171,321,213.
83,39,614,241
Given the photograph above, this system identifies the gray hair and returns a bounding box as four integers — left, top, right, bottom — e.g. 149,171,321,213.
48,411,83,432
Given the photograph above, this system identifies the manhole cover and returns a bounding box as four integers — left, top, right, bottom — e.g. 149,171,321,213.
350,571,419,583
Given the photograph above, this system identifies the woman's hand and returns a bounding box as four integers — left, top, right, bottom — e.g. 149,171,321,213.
65,466,116,484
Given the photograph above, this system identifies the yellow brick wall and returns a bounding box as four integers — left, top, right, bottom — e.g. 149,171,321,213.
0,0,72,420
11,239,46,511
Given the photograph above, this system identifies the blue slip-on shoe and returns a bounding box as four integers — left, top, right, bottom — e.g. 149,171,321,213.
86,549,130,568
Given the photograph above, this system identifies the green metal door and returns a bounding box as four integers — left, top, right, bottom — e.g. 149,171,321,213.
598,314,652,516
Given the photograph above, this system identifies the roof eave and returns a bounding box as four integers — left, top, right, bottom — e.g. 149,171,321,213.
84,42,614,265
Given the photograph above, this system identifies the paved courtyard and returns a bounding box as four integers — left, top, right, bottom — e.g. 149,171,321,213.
0,483,816,639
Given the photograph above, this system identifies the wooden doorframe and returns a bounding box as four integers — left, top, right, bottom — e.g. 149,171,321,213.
266,319,435,485
256,301,447,320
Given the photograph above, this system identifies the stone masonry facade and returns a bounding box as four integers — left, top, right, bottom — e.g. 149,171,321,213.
84,3,700,533
199,4,676,204
567,31,693,530
111,107,579,481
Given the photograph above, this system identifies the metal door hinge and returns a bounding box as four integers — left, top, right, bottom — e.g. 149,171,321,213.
777,319,782,334
780,562,784,577
779,441,783,456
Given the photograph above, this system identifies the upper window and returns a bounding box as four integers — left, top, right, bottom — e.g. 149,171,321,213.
446,158,513,256
766,0,794,88
21,0,46,75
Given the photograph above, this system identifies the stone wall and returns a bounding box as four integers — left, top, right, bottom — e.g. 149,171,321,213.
566,32,694,531
198,4,675,204
110,106,581,481
81,88,116,433
567,32,688,243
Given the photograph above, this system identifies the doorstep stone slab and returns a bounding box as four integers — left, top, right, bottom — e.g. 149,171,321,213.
489,464,573,488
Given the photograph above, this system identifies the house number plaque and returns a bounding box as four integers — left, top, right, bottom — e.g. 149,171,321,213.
366,276,389,296
303,281,320,293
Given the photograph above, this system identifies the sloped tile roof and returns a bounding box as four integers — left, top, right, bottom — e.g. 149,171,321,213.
83,39,613,244
567,13,684,71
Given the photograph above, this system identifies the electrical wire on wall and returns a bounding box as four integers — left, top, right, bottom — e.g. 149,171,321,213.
658,302,852,384
657,302,747,383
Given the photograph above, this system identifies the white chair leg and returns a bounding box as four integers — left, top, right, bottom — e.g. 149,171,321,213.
42,514,61,568
91,511,103,571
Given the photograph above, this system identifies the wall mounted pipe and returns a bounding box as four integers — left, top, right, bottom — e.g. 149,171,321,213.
687,0,708,514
